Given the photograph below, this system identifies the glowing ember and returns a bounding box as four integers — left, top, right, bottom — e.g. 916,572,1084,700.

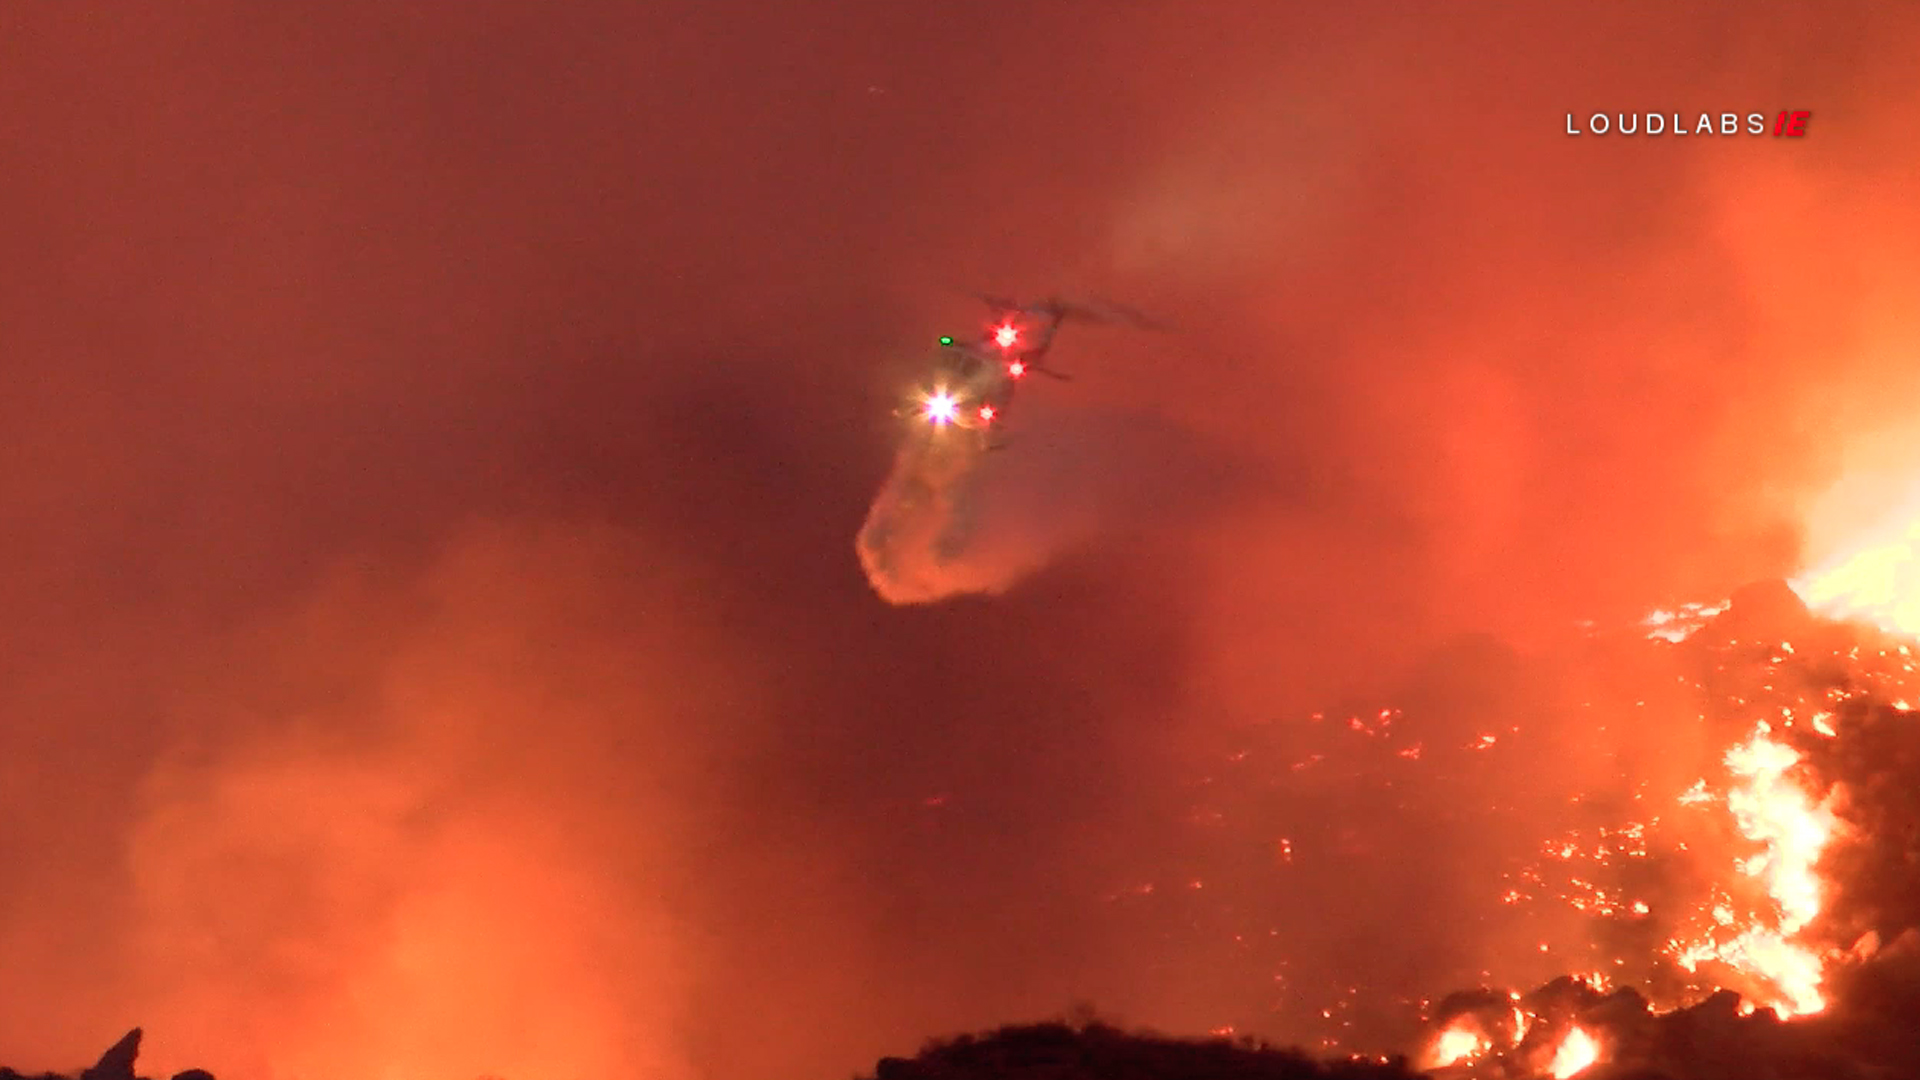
1546,1026,1599,1078
1642,601,1730,642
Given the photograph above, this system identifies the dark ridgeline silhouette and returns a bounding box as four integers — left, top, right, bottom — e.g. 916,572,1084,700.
0,1030,212,1080
861,1021,1420,1080
852,982,1917,1080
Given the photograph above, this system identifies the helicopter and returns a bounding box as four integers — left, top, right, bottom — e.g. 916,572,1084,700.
907,295,1159,447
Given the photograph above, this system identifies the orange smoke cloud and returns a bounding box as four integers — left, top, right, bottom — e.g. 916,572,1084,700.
0,524,737,1079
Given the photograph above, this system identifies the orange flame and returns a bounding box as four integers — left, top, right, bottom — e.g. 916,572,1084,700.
1427,1023,1488,1068
1795,522,1920,635
1670,724,1835,1017
1547,1026,1599,1078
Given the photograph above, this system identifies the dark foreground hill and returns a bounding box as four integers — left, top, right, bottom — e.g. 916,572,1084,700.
1,1029,211,1080
14,985,1919,1080
852,954,1920,1080
854,1005,1909,1080
859,1021,1421,1080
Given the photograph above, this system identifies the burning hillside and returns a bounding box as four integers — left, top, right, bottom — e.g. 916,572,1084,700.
1100,540,1920,1078
852,559,1920,1080
1402,542,1920,1077
851,992,1886,1080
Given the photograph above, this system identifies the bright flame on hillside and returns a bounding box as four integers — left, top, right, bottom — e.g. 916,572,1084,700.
1791,457,1920,636
1724,731,1832,937
1546,1027,1599,1079
1668,724,1836,1017
1188,475,1920,1076
1794,521,1920,636
1429,1024,1489,1069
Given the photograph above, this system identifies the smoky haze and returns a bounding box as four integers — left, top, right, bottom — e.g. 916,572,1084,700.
5,3,1920,1077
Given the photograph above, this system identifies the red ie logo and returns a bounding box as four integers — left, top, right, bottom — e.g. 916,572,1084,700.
1772,110,1811,136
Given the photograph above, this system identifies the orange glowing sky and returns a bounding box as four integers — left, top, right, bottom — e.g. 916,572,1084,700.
7,4,1920,1079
